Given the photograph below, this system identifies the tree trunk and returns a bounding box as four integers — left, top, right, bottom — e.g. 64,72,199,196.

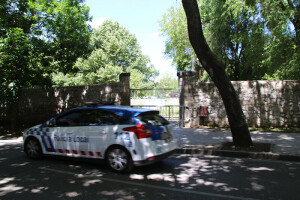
182,0,253,147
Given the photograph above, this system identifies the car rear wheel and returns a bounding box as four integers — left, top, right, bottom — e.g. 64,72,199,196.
106,147,133,173
25,138,43,159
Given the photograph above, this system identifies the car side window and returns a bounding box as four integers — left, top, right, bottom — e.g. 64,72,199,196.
81,110,120,126
53,109,128,127
55,111,81,127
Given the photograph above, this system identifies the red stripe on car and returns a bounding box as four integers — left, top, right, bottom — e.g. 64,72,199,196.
73,150,78,154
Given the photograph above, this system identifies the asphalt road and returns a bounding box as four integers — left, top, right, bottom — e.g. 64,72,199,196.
1,139,300,200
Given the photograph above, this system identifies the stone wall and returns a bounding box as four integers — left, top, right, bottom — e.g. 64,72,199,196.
178,71,300,128
16,73,130,128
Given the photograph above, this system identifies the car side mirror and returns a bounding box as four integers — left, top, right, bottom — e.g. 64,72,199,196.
46,120,55,127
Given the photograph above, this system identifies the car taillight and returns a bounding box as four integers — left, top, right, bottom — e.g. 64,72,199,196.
123,123,152,139
147,156,155,160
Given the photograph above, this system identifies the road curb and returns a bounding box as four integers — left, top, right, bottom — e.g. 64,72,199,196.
176,148,300,162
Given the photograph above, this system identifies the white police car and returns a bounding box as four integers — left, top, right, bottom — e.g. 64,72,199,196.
23,103,177,172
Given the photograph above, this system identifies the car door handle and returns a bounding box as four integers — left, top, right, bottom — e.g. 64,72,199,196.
66,132,73,135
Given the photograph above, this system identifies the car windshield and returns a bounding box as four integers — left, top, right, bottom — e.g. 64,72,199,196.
137,112,169,126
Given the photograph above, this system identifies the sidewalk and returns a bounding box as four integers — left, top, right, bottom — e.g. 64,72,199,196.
174,127,300,162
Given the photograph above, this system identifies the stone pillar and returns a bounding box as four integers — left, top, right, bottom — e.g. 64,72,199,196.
177,71,198,127
119,73,130,106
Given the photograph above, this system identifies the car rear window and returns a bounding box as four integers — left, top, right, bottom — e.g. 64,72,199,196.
137,111,169,126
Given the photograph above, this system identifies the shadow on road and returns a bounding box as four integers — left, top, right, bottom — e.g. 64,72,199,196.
0,140,299,200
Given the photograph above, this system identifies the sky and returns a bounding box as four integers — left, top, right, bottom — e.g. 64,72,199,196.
84,0,180,80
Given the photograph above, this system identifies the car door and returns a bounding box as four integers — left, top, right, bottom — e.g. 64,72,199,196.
72,109,121,159
52,111,82,156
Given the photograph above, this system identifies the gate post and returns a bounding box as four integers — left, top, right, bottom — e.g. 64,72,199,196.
119,73,130,106
177,71,198,127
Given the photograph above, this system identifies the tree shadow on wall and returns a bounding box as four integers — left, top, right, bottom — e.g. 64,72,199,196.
16,76,130,129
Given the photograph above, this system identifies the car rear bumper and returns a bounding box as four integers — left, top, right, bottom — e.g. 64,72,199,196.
133,149,177,166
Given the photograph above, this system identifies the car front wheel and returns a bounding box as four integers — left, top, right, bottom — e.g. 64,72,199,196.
25,138,43,159
106,147,133,173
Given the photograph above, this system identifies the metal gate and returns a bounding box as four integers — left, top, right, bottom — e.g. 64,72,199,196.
132,105,190,127
130,88,182,125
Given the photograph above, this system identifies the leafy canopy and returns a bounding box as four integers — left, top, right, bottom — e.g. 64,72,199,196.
0,0,91,121
52,19,158,88
160,5,194,71
155,73,178,89
160,0,299,80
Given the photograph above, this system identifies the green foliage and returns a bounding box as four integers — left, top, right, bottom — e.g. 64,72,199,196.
160,0,299,80
259,0,300,80
0,28,29,102
155,73,178,89
39,0,92,73
0,0,91,126
159,5,195,71
52,20,158,88
200,0,267,80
